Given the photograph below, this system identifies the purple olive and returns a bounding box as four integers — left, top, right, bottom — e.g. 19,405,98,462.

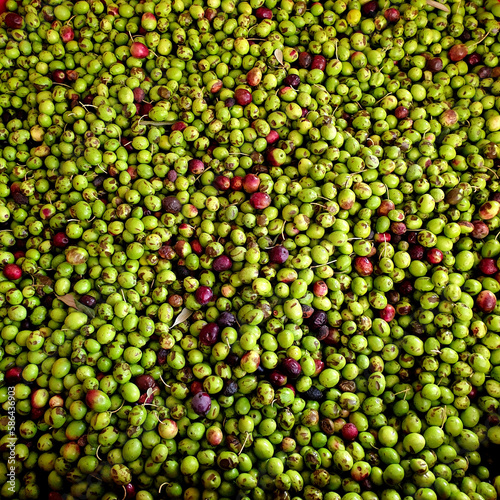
217,312,236,328
191,392,212,415
269,246,289,264
213,255,232,272
282,358,302,379
199,323,219,346
309,311,327,330
195,286,213,305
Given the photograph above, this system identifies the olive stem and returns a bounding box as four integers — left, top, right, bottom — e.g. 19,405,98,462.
393,387,410,400
110,401,125,414
468,26,494,50
311,260,337,268
483,166,499,179
238,432,250,455
375,92,392,105
158,482,172,494
159,373,171,389
152,413,170,426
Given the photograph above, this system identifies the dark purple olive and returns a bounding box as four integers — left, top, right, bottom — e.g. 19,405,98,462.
407,232,418,244
460,31,472,42
175,266,190,279
298,52,312,68
478,66,492,79
222,379,238,397
303,386,324,401
426,57,443,72
79,295,97,308
309,310,327,330
135,375,156,392
269,246,289,264
162,195,182,214
191,392,212,415
5,13,23,29
199,323,219,346
284,74,300,87
157,349,168,365
302,305,314,318
270,370,287,386
467,53,481,66
316,325,330,341
282,358,302,379
398,280,414,296
13,193,29,205
93,175,106,187
213,255,232,272
361,0,378,17
408,245,424,260
217,312,236,328
21,319,33,330
226,353,240,367
195,286,213,305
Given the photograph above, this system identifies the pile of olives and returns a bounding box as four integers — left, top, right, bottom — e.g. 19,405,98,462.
1,0,500,500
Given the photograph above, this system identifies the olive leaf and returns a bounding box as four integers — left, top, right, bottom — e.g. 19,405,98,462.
274,48,284,66
426,0,450,13
171,307,194,328
57,294,96,318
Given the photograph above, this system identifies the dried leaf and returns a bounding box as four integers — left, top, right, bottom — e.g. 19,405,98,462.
172,307,194,328
274,49,284,65
57,294,96,318
58,294,78,309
